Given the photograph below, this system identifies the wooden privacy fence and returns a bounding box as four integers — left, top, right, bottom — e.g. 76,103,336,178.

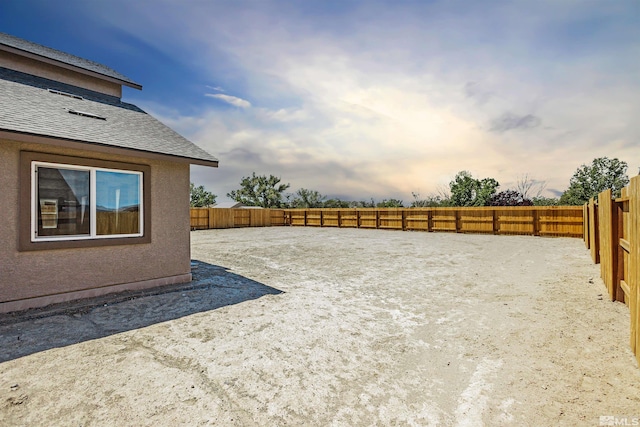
283,206,584,237
191,206,583,236
584,175,640,365
190,208,286,230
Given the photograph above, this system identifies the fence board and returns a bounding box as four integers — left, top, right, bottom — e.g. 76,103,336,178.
431,209,457,232
210,208,234,229
583,203,590,248
496,208,535,235
270,210,286,226
589,199,600,263
379,209,404,230
321,209,340,227
629,176,640,363
405,209,430,231
339,209,358,228
358,210,378,228
190,208,210,230
305,209,322,227
598,190,616,300
250,209,272,227
459,209,494,234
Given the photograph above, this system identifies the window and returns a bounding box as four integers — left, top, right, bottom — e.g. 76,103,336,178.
32,162,143,241
20,151,151,251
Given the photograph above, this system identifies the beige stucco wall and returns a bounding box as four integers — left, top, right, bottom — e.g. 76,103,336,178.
0,50,122,97
0,138,192,311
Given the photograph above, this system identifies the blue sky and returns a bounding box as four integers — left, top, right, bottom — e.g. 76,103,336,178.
2,0,639,203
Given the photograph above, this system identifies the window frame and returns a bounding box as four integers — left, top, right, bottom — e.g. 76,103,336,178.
31,161,144,241
20,151,151,251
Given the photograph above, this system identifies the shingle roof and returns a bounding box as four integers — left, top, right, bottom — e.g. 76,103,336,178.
0,32,141,89
0,67,218,166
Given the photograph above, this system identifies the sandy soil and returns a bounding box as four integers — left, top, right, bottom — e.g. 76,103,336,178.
1,227,639,426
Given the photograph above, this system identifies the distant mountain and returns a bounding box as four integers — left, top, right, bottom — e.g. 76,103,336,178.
96,205,139,212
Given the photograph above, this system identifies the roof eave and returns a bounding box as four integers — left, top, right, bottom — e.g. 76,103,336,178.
0,44,142,90
0,129,218,167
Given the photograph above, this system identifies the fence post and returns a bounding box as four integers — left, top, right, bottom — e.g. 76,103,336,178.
304,210,307,226
532,209,540,237
583,203,590,248
455,210,460,233
492,209,498,235
428,209,433,232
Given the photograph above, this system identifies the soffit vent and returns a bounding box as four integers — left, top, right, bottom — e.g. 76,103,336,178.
48,88,83,100
67,109,106,120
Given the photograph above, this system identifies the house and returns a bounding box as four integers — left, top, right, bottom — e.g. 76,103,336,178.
0,33,218,313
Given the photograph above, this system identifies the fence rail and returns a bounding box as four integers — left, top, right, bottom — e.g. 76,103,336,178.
283,206,583,237
584,175,640,366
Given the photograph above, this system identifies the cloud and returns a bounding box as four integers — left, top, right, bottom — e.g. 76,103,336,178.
489,113,542,133
206,85,225,92
464,82,493,105
205,93,251,108
92,0,640,201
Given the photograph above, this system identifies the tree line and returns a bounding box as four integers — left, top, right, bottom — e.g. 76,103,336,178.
190,157,631,208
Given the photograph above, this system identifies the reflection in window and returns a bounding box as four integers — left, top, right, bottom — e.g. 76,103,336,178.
96,171,140,235
36,167,90,237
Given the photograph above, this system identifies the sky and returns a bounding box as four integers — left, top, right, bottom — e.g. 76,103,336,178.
2,0,639,204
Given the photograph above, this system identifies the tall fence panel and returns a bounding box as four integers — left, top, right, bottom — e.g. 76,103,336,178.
190,208,210,230
587,176,640,365
270,209,286,226
190,208,286,230
210,208,235,229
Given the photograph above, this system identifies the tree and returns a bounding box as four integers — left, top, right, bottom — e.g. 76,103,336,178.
532,196,559,206
227,173,290,208
376,199,404,208
559,157,629,205
190,183,216,207
449,171,499,206
516,174,546,200
489,190,533,206
290,188,327,208
324,198,350,208
410,192,450,207
350,199,376,208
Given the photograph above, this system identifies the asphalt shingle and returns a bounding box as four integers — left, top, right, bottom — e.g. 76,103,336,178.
0,32,140,88
0,68,218,165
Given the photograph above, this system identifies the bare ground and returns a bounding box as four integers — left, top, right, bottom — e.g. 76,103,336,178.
1,227,639,426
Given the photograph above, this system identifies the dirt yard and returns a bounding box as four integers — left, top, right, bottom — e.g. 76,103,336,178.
1,227,639,426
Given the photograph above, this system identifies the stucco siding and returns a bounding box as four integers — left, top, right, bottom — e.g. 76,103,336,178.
0,50,122,97
0,138,192,311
